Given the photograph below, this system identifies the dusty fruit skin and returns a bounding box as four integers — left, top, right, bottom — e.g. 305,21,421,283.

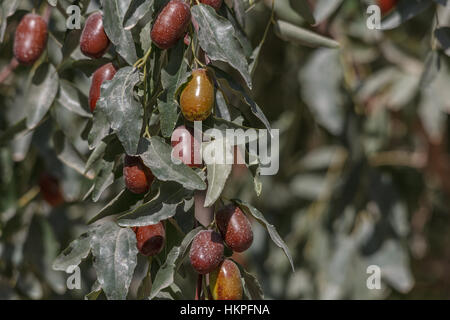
123,155,154,194
13,14,48,65
189,230,224,274
200,0,223,11
133,222,165,256
377,0,398,15
38,173,64,207
80,12,110,59
216,204,253,252
180,69,214,121
151,0,191,50
171,125,202,168
89,63,117,112
210,259,243,300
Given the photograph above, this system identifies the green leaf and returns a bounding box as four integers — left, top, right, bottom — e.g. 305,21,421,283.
90,221,138,300
275,20,339,48
91,160,115,202
238,264,264,300
419,51,440,89
299,48,344,135
0,0,21,42
118,181,193,226
53,131,95,179
158,41,189,137
101,0,138,65
139,21,152,53
215,90,231,121
85,280,102,300
26,63,59,129
289,0,315,25
234,199,294,271
0,119,28,146
203,138,232,207
88,108,111,150
61,29,82,60
138,137,206,190
97,66,143,155
88,189,144,224
192,4,252,89
57,80,92,118
124,0,153,30
381,0,432,30
212,67,271,132
53,232,92,271
149,227,202,299
313,0,343,24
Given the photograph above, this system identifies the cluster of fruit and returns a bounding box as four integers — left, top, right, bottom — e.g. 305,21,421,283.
12,0,256,300
189,204,253,300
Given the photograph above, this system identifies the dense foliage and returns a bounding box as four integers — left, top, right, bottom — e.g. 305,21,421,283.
0,0,449,300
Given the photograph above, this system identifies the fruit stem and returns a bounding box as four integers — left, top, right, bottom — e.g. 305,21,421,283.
18,186,40,208
0,58,19,84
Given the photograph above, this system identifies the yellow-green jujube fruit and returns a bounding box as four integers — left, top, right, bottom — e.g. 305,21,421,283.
209,259,243,300
180,69,214,121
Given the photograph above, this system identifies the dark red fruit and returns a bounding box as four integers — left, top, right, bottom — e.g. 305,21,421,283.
80,12,110,59
171,125,202,168
189,230,224,274
133,222,165,256
216,205,253,253
89,63,117,112
13,14,48,65
123,155,154,194
200,0,223,11
38,173,64,207
151,0,191,50
377,0,398,15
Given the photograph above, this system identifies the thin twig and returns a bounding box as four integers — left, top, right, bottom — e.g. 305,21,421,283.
0,58,19,84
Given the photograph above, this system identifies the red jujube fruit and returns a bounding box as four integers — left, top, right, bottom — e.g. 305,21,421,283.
38,173,64,207
13,14,48,65
151,0,191,50
189,230,224,274
89,63,117,112
133,222,166,256
377,0,398,15
216,204,253,253
200,0,223,11
123,155,154,194
80,12,110,59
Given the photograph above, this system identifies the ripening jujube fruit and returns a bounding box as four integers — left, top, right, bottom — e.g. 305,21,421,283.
89,63,117,112
200,0,223,11
151,0,191,50
13,14,48,65
80,12,110,59
123,155,155,194
180,69,214,121
209,259,243,300
189,230,224,274
216,204,253,253
133,222,166,256
38,173,64,207
377,0,398,15
171,125,202,168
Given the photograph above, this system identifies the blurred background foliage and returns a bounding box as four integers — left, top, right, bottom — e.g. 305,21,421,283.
1,0,449,299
